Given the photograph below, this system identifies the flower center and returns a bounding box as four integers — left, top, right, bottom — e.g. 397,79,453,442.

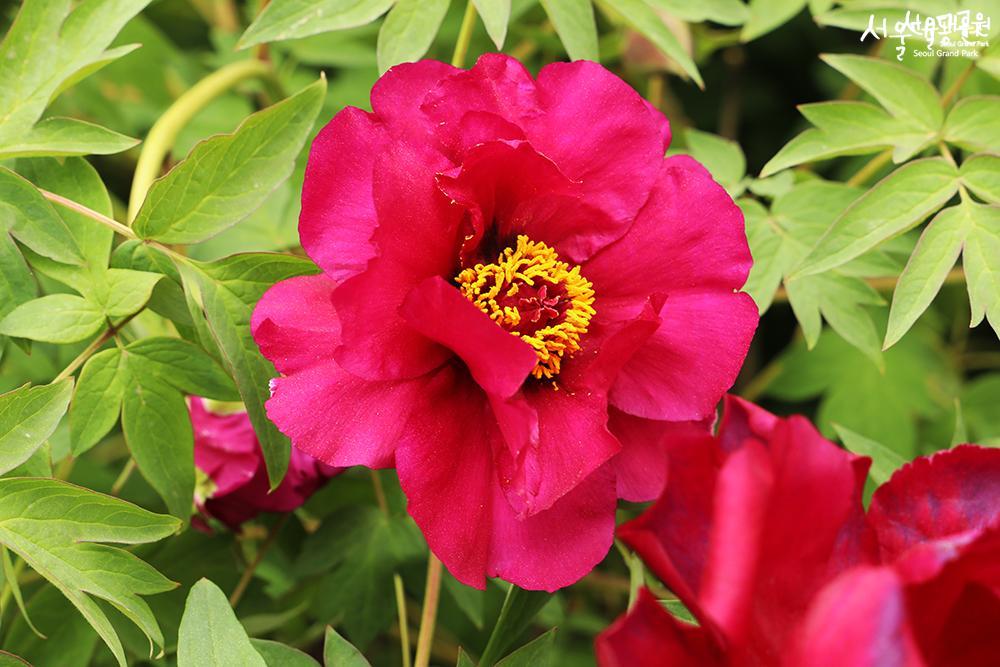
455,235,596,379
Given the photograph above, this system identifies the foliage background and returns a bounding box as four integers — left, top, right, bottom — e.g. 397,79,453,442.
0,0,998,665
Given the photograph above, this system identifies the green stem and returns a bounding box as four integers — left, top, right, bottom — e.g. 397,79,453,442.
110,459,137,496
229,514,288,607
127,59,275,222
614,540,642,610
42,189,136,240
451,1,478,68
940,61,975,107
845,148,893,187
370,470,412,667
414,554,443,667
478,585,551,666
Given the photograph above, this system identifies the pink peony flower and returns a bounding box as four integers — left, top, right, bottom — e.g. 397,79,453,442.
596,396,1000,666
251,54,757,590
190,398,338,530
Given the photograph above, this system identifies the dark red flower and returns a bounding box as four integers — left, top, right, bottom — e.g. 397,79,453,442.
596,397,1000,666
191,398,338,530
252,54,757,590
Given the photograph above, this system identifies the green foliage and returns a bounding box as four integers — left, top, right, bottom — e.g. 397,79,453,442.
541,0,599,61
377,0,452,73
324,626,372,667
0,479,179,667
238,0,396,49
177,579,265,667
473,0,513,49
0,381,72,476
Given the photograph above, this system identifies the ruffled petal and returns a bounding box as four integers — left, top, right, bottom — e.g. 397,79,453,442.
868,445,1000,563
299,107,385,280
395,368,616,591
265,360,430,469
371,59,460,143
787,567,925,667
596,588,723,667
252,274,340,375
190,398,259,496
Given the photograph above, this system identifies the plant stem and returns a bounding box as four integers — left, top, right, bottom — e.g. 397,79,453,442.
614,540,642,610
452,1,479,68
478,585,551,666
413,554,443,667
110,459,137,496
42,190,137,240
845,148,892,187
940,61,975,107
127,58,275,222
229,514,288,607
370,470,412,667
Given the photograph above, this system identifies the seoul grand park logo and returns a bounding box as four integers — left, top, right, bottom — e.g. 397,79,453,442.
861,9,992,60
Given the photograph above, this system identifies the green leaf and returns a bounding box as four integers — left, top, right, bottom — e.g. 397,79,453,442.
238,0,395,49
604,0,703,88
300,507,424,648
2,546,44,638
496,629,556,667
795,158,959,277
478,586,553,667
70,348,126,456
444,570,485,629
885,204,971,349
741,0,806,41
0,652,31,666
680,129,746,193
251,640,321,667
177,579,266,667
457,649,476,667
541,0,599,61
179,254,318,486
0,295,104,344
0,0,151,152
820,54,943,131
121,370,194,518
92,268,162,318
0,167,82,265
133,79,326,244
649,0,749,26
323,626,371,667
833,424,905,486
963,202,1000,336
0,229,36,323
125,337,239,401
0,117,138,160
961,153,1000,204
0,380,72,476
760,102,932,177
944,96,1000,154
376,0,450,74
0,478,180,667
473,0,512,49
1,586,99,666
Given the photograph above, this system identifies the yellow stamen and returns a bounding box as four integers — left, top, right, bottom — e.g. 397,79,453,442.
455,235,596,379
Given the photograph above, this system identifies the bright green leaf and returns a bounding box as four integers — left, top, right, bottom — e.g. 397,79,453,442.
70,348,126,456
833,424,905,486
92,268,162,318
0,228,36,323
0,295,104,344
0,478,180,667
605,0,703,87
944,96,1000,154
0,167,82,265
133,79,326,244
0,380,71,476
649,0,749,26
820,54,943,131
961,153,1000,204
238,0,395,49
323,626,371,667
0,117,138,160
885,204,971,349
541,0,599,61
681,128,746,192
795,158,959,277
177,579,266,667
376,0,450,73
251,639,321,667
741,0,806,41
963,202,1000,336
473,0,512,49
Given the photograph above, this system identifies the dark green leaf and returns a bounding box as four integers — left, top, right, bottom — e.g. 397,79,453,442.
133,79,326,244
478,586,552,666
0,380,72,475
0,167,82,265
177,579,266,667
251,639,321,667
125,337,238,401
496,629,556,667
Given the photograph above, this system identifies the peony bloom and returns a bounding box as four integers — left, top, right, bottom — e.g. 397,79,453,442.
252,54,757,590
191,398,338,530
596,396,1000,666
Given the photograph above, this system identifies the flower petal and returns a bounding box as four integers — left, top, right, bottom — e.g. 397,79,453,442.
252,274,340,375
